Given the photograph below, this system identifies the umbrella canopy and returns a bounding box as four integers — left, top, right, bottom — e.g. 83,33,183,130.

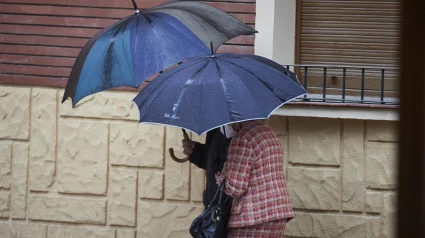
62,1,257,106
132,53,307,135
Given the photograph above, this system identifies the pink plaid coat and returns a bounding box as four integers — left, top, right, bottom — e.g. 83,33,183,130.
217,121,294,228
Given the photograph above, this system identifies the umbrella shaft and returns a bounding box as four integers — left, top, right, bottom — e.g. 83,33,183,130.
210,41,215,56
131,0,139,12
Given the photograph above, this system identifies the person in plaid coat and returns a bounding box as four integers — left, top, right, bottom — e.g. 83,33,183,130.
216,120,294,238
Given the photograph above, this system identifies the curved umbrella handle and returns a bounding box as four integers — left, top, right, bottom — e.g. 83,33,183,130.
168,129,190,163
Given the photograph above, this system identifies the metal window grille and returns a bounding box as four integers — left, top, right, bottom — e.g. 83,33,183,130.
283,64,400,105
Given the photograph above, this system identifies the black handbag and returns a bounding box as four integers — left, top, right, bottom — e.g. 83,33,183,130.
190,181,231,238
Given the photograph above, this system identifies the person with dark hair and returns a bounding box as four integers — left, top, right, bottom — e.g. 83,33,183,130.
182,126,233,208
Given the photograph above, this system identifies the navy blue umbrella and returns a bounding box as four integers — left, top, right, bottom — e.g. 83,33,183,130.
132,53,307,135
62,1,257,106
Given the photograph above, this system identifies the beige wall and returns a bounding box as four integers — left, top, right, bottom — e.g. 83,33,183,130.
283,117,397,238
0,86,397,237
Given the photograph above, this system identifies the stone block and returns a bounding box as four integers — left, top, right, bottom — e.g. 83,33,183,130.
342,120,365,212
117,230,136,238
366,192,381,214
139,171,164,200
285,213,380,238
191,164,205,202
288,117,340,165
285,213,314,237
288,168,339,211
60,90,139,120
0,192,9,218
57,119,108,195
367,121,398,142
165,127,189,201
138,202,203,238
29,88,57,192
264,115,287,136
0,87,30,140
383,193,397,238
28,195,106,224
110,122,164,168
11,143,29,219
0,142,11,189
0,222,46,238
109,168,137,226
48,226,115,238
366,142,397,189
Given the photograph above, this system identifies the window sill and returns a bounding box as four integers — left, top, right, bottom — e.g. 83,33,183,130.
273,102,399,121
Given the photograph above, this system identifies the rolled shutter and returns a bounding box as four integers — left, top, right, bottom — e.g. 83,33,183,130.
298,0,401,98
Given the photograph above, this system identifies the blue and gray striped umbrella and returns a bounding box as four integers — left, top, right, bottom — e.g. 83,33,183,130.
62,1,257,106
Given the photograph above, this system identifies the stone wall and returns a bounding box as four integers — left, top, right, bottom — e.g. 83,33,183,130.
0,85,398,237
283,118,398,238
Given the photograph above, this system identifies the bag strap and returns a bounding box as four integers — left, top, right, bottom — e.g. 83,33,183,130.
217,180,225,204
208,180,225,207
216,125,228,206
207,125,230,207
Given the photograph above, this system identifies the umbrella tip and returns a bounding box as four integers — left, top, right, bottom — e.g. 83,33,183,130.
131,0,140,13
210,41,215,57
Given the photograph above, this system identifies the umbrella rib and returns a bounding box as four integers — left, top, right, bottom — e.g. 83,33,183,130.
133,15,141,82
72,17,132,100
102,19,131,89
216,60,270,116
146,13,208,51
146,2,254,46
198,62,205,134
146,7,229,39
169,60,210,120
167,10,228,47
137,72,185,120
212,60,234,122
219,58,291,102
136,59,207,120
119,18,136,85
224,55,302,86
232,55,306,93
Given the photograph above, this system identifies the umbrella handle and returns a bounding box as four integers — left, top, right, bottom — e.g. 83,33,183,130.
168,129,190,163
